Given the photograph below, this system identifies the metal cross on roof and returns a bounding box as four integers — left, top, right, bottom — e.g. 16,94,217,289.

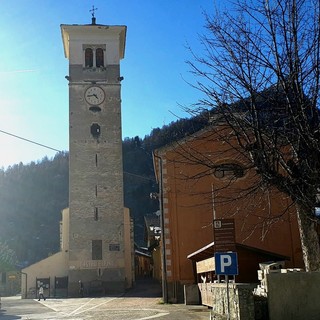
89,5,98,18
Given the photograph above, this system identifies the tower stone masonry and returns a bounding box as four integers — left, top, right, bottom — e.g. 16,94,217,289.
61,19,127,295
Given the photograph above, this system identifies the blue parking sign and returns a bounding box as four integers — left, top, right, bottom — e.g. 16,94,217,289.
215,252,238,275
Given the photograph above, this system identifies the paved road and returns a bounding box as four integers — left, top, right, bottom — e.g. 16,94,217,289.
0,279,211,320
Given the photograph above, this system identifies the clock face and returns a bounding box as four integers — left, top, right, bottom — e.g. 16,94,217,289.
85,86,105,105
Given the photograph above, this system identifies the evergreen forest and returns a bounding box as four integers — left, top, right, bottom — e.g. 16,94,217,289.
0,115,209,268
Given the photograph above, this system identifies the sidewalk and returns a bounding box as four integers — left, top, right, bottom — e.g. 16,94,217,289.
123,277,210,319
124,276,162,298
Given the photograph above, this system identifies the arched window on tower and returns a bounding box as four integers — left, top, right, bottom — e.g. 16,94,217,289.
96,48,104,67
85,48,93,67
91,123,101,138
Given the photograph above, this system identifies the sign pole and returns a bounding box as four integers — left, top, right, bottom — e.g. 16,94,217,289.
214,252,238,320
226,275,230,320
213,219,237,320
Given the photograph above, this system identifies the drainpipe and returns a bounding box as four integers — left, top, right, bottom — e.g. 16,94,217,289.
153,152,168,303
21,272,27,299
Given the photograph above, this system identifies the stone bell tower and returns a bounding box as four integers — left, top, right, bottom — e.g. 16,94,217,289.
61,14,127,295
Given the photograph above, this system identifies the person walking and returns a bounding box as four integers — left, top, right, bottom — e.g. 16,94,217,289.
79,280,84,297
38,286,46,301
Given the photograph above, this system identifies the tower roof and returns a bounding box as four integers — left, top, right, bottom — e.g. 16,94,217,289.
60,24,127,60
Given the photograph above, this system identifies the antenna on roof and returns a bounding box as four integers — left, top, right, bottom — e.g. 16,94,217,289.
90,5,98,25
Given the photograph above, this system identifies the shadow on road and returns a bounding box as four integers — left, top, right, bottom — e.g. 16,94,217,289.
124,277,162,298
0,308,21,320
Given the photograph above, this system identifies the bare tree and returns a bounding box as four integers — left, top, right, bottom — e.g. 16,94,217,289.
0,242,17,272
186,0,320,271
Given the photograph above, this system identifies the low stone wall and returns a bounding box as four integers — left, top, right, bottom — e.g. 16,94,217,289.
199,283,255,320
184,284,200,305
267,272,320,320
197,273,320,319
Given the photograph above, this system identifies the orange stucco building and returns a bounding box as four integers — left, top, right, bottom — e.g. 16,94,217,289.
153,124,304,303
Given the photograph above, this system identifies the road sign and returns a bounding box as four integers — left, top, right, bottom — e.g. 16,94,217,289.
213,219,236,252
215,252,238,275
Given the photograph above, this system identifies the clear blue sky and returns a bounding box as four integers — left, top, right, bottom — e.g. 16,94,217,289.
0,0,217,169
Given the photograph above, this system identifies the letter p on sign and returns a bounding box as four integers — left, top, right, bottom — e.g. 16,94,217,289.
215,252,238,275
221,255,232,272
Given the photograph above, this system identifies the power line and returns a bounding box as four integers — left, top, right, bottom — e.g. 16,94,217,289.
0,129,62,153
123,171,155,181
0,130,155,182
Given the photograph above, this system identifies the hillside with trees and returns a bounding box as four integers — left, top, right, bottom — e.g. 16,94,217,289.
0,115,207,268
0,152,69,267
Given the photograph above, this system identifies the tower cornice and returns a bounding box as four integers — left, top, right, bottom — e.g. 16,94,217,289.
60,24,127,60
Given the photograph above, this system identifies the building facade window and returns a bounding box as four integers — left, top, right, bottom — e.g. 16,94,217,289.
83,45,106,68
94,207,99,221
213,163,245,179
85,48,93,67
89,106,101,112
92,240,102,260
109,243,120,251
96,48,104,67
91,123,101,138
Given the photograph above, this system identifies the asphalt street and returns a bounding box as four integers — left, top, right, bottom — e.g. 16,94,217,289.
0,279,211,320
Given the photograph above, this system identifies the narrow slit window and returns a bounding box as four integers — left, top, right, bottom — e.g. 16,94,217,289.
95,154,98,166
94,207,99,221
95,185,98,197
